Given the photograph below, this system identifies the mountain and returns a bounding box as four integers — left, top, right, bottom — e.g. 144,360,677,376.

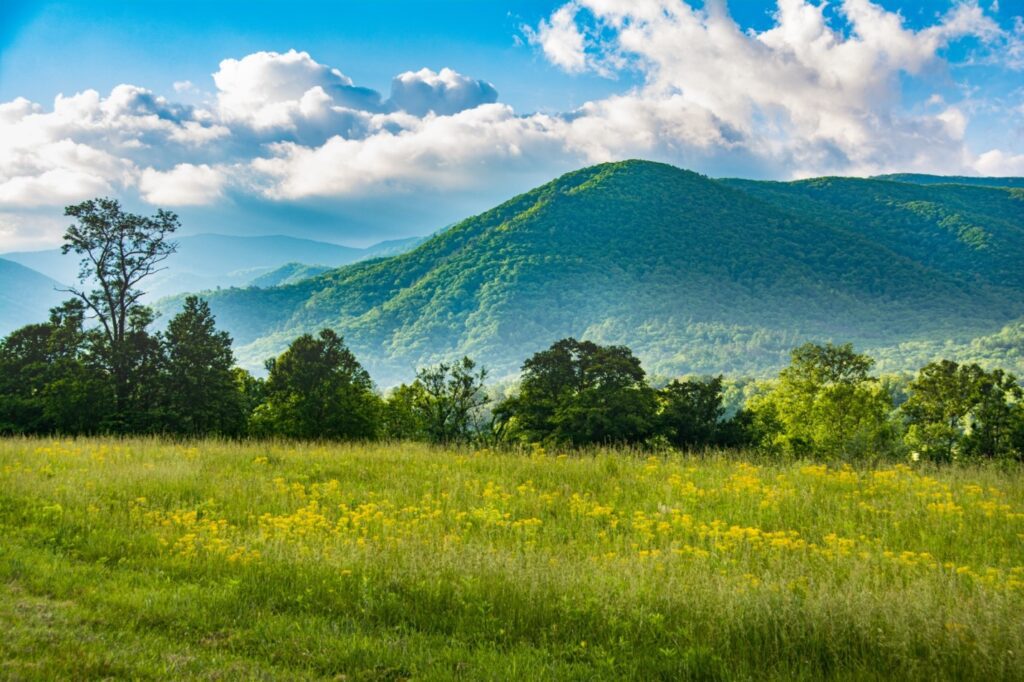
873,173,1024,189
170,161,1024,384
0,258,66,337
359,235,429,260
248,263,334,288
718,176,1024,290
1,233,424,302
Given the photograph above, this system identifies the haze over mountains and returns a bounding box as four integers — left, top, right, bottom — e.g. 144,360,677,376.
153,160,1024,384
0,258,66,337
1,233,425,304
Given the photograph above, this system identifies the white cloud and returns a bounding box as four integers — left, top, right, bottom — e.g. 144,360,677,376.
252,104,568,199
139,163,227,206
522,0,1012,176
213,49,383,133
975,149,1024,175
0,83,227,212
527,3,588,73
388,68,498,116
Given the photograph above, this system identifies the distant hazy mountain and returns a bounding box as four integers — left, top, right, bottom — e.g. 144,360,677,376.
248,263,335,288
359,235,428,260
171,161,1024,383
872,173,1024,189
0,258,66,337
1,233,425,302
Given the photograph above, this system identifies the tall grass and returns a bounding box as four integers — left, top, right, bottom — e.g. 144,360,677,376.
1,437,1022,680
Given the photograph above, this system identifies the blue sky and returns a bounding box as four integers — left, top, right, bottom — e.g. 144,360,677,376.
1,0,1022,250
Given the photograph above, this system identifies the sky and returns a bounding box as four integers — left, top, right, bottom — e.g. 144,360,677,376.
1,0,1022,251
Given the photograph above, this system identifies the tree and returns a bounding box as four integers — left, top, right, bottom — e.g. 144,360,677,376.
749,343,897,460
903,360,1023,462
382,383,429,440
60,198,178,419
413,357,488,443
0,301,112,435
658,375,755,449
162,296,245,436
498,338,657,445
251,329,381,440
232,367,265,431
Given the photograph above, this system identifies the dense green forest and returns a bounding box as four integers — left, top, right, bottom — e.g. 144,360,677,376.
874,173,1024,188
164,161,1024,384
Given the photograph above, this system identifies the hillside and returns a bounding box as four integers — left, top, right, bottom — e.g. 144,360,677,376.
874,173,1024,189
0,258,66,337
247,263,334,288
181,161,1024,383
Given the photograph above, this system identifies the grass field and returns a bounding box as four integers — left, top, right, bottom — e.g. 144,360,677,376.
1,438,1022,680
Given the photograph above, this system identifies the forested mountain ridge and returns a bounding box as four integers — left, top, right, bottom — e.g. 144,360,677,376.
873,173,1024,189
720,176,1024,290
176,160,1024,384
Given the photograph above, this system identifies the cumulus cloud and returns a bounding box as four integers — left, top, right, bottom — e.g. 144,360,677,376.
252,104,567,199
975,149,1024,175
388,68,498,116
213,49,383,132
528,0,1007,176
139,163,227,205
0,83,228,213
526,3,588,73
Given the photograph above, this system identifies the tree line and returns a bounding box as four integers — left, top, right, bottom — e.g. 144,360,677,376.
1,199,1022,462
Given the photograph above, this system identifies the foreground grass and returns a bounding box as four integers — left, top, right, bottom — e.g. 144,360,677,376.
0,439,1022,680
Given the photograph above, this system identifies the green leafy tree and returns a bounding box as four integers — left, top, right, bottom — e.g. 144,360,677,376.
413,357,488,443
61,198,178,423
162,296,246,436
118,306,166,433
903,360,1023,461
0,301,112,434
382,382,429,440
658,375,755,449
963,368,1022,460
749,343,897,460
498,338,657,445
251,329,381,440
232,367,265,430
40,301,114,434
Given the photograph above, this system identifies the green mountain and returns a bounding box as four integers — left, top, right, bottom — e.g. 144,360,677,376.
248,263,334,288
873,173,1024,189
175,161,1024,384
0,258,66,337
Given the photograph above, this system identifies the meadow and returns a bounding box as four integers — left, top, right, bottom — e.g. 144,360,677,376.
1,438,1023,680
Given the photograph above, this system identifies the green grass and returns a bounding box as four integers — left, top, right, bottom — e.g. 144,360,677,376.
1,438,1023,680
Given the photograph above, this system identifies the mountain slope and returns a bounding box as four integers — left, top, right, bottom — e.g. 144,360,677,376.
0,258,66,337
720,176,1024,290
248,263,334,288
185,161,1024,383
873,174,1024,189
